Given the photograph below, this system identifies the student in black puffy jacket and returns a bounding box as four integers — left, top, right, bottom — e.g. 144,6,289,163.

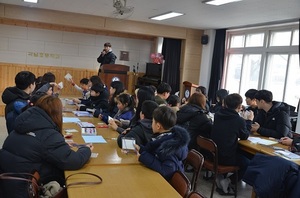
177,92,212,150
0,95,92,198
251,90,292,139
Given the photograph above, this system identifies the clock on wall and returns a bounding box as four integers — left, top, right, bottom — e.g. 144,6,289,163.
112,76,120,81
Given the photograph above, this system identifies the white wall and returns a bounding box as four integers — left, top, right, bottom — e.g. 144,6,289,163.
0,24,153,73
199,29,215,89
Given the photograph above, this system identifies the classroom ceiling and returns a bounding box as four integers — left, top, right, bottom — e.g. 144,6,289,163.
0,0,299,29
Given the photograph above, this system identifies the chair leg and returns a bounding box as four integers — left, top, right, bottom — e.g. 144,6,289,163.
210,173,217,198
234,171,238,198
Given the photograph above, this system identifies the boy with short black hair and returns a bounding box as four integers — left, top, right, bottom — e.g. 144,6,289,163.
2,71,36,133
211,93,251,195
117,100,158,148
244,89,258,117
70,78,90,100
167,95,180,112
155,82,172,105
135,106,190,181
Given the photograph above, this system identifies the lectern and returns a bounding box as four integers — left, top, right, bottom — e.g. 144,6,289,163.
100,64,130,89
183,81,199,99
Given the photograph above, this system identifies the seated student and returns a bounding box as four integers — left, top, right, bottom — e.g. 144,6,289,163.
244,89,259,118
78,83,109,117
155,82,172,105
177,92,212,150
210,89,229,113
34,72,61,96
167,94,181,112
1,71,36,133
211,93,252,195
101,93,134,124
117,100,158,148
251,89,292,139
0,95,92,197
107,81,125,118
134,106,190,181
195,85,211,111
70,78,90,100
109,86,155,133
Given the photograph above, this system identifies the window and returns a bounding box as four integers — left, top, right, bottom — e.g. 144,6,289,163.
223,22,299,107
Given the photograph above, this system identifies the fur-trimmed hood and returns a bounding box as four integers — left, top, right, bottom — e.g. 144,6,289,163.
155,125,190,156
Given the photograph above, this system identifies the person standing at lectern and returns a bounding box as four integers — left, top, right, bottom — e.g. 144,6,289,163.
97,42,117,74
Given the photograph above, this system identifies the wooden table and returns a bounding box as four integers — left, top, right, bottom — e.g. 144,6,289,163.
65,165,181,198
239,135,300,165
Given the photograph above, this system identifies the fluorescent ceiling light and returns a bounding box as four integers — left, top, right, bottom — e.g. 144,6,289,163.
203,0,242,6
150,12,184,21
24,0,38,3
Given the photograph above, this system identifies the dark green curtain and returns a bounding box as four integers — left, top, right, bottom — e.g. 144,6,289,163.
208,29,227,104
162,38,181,94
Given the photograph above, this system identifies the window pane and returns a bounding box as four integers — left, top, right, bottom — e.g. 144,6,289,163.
292,30,299,46
230,35,245,48
240,54,261,96
270,31,292,46
285,54,300,107
224,54,243,93
264,54,288,101
245,33,264,47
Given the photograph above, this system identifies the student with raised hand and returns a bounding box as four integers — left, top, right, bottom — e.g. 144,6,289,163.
135,106,190,181
0,95,92,197
211,93,251,195
117,100,158,148
70,78,90,100
251,89,292,139
155,82,172,105
1,71,36,133
177,92,212,150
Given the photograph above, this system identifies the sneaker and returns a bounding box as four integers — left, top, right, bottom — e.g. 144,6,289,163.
220,178,230,194
216,174,224,189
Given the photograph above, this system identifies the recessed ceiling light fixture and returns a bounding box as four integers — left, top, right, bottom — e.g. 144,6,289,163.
24,0,38,3
203,0,242,6
150,12,184,21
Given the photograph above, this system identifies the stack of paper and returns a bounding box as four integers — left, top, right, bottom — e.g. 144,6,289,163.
274,150,300,160
248,137,278,146
77,122,95,128
72,111,92,117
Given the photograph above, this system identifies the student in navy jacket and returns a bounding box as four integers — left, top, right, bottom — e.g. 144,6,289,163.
0,95,92,198
135,106,190,181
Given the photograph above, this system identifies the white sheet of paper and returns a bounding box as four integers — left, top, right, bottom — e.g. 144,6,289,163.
64,73,72,81
64,129,78,133
122,138,136,150
58,81,63,89
91,153,99,158
82,135,107,143
63,117,81,123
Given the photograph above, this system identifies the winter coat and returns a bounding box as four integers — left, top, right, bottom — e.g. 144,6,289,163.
211,108,251,165
1,86,30,133
177,104,212,150
0,106,91,198
102,106,135,124
97,51,117,66
138,126,190,181
80,93,109,118
243,153,300,198
117,119,153,148
254,101,292,139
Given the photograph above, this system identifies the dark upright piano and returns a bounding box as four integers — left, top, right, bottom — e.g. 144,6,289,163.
136,63,162,88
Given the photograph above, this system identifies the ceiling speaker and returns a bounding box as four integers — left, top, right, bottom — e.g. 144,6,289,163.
201,35,209,45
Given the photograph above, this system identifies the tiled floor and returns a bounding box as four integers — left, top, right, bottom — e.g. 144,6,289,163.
0,116,252,197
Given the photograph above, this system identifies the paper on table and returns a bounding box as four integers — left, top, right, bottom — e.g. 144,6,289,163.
247,137,278,145
274,150,300,159
64,129,78,133
63,117,81,123
82,135,107,143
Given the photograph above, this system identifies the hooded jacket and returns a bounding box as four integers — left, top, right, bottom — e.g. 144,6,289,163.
117,118,153,148
138,126,190,181
211,108,251,165
97,51,117,66
177,104,212,149
254,101,292,139
1,86,31,133
0,106,91,198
